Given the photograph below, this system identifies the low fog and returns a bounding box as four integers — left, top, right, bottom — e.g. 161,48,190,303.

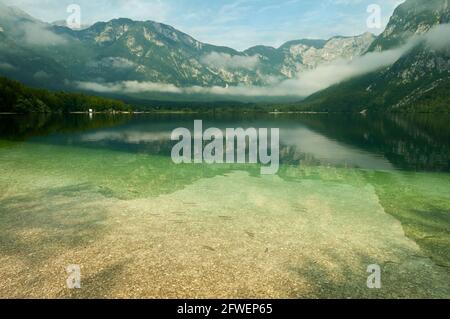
75,23,450,98
201,52,260,70
21,22,67,46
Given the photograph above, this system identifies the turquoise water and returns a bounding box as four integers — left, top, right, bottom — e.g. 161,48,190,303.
0,113,449,298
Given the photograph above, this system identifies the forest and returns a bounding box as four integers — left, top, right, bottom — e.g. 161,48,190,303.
0,76,133,113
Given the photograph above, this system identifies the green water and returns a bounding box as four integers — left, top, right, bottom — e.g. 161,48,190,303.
0,113,449,298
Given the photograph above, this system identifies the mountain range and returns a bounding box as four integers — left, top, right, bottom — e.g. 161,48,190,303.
0,2,373,99
0,0,449,111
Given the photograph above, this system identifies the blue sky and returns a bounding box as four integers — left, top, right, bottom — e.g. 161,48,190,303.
1,0,404,50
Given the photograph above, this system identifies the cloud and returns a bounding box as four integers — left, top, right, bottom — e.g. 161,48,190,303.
424,24,450,51
107,57,136,69
21,22,67,46
88,57,137,69
81,131,172,144
76,24,450,98
33,70,51,79
201,52,260,70
0,62,16,70
1,0,170,26
2,0,404,51
75,81,183,94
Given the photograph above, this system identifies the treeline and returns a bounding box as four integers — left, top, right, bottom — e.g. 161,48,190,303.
117,100,273,114
0,76,273,114
0,76,133,113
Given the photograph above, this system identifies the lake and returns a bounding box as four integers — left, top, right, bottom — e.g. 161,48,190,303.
0,113,449,298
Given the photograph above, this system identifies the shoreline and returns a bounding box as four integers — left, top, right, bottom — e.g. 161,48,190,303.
268,111,329,114
2,111,450,116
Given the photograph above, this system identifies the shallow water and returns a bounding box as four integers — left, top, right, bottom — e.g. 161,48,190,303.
0,113,449,298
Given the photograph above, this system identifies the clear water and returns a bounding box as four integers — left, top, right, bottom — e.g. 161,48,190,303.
0,113,449,298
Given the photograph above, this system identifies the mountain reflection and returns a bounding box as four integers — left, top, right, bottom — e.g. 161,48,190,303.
1,113,449,172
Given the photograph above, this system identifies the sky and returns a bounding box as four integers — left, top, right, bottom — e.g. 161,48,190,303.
1,0,405,51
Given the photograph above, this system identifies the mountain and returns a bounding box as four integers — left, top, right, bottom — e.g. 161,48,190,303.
0,3,374,99
51,20,91,30
4,1,447,110
246,33,374,79
300,0,450,112
368,0,450,52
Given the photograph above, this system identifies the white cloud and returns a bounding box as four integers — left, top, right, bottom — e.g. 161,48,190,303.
424,24,450,51
81,131,172,143
33,70,51,79
0,62,16,70
75,81,183,94
201,52,260,70
21,22,67,46
88,57,137,69
1,0,170,26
